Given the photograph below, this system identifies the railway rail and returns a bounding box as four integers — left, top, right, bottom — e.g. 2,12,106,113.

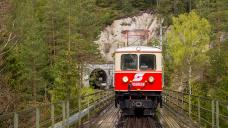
116,115,162,128
80,103,162,128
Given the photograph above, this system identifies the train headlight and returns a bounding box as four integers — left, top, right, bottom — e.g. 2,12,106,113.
148,76,155,83
122,76,129,83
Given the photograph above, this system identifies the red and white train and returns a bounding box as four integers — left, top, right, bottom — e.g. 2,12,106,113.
114,46,163,115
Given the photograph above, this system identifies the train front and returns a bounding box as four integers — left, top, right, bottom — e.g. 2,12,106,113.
114,46,163,116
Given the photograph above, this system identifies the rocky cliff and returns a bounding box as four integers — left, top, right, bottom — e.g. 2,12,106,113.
95,13,161,62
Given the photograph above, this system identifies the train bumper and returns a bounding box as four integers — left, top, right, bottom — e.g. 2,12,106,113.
120,99,153,109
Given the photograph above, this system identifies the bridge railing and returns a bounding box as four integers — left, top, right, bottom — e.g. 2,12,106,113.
0,90,114,128
163,89,228,128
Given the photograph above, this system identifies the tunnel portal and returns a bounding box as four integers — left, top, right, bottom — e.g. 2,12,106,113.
89,69,107,89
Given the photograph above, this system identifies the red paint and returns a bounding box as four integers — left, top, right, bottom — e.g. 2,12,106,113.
115,71,162,73
114,71,162,91
115,51,162,53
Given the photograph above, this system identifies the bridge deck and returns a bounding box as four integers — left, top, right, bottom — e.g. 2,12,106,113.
80,103,198,128
80,103,120,128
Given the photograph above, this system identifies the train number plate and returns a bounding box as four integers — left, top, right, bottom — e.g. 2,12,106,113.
132,82,145,86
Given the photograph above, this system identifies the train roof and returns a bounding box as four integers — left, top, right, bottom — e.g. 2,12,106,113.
115,46,162,53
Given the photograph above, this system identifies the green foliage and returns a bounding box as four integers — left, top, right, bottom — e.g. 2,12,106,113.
164,3,228,126
81,86,95,95
192,0,228,101
206,40,228,100
2,0,49,100
148,39,160,47
167,11,211,83
49,59,79,101
1,0,227,117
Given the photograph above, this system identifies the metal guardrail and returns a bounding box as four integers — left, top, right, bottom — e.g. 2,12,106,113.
0,90,114,128
163,89,228,128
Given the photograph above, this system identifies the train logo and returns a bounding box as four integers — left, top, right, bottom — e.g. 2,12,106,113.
132,73,144,82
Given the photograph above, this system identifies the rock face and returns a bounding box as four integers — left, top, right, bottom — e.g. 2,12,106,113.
95,13,161,62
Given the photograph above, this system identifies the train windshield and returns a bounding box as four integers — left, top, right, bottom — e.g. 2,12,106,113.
121,54,137,70
139,54,156,70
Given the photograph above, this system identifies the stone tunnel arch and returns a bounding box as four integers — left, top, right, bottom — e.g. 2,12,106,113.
82,64,114,89
89,68,108,89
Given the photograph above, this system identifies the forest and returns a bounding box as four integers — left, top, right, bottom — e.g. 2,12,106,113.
0,0,227,118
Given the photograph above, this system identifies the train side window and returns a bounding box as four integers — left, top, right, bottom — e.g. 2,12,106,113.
121,54,137,70
139,54,156,70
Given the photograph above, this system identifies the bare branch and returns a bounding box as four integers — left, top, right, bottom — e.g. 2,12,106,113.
0,40,18,56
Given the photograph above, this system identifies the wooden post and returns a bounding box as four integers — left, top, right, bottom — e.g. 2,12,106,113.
168,90,170,104
126,32,128,46
99,91,102,109
173,92,176,110
212,100,215,128
182,93,184,112
216,101,219,128
78,97,81,126
178,92,181,111
62,102,66,127
66,100,70,128
36,108,40,128
51,104,55,128
189,93,191,118
198,97,201,125
14,113,18,128
87,96,90,121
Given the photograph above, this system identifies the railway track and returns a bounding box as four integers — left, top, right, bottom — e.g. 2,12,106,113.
116,114,162,128
80,103,162,128
79,102,198,128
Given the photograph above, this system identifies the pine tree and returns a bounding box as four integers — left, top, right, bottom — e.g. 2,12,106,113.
195,0,228,100
3,0,49,103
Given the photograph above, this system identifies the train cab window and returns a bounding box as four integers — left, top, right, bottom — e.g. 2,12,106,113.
139,54,156,70
121,54,137,70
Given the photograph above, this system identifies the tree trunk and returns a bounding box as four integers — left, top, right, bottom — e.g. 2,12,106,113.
32,59,36,104
79,63,83,88
188,64,192,95
188,62,192,118
52,16,55,65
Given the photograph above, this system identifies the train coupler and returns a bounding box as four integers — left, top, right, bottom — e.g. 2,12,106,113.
159,96,163,108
